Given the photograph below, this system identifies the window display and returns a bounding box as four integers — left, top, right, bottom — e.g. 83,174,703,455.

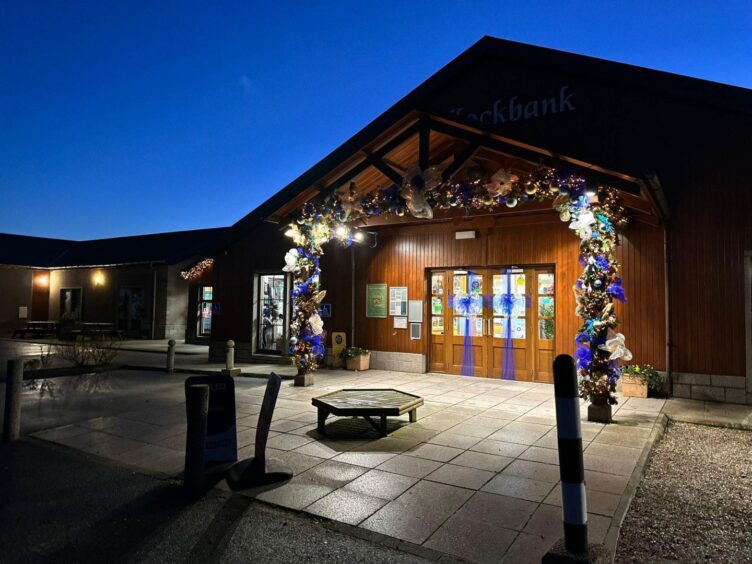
538,272,555,295
431,274,444,295
257,274,286,353
431,296,443,315
453,316,483,337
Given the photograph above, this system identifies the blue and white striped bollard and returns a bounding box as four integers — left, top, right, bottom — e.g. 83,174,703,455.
553,354,588,554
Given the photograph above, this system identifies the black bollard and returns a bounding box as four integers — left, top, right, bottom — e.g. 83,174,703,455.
3,359,23,443
226,372,293,488
544,355,609,563
184,384,209,494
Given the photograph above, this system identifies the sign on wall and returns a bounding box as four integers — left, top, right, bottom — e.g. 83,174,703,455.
331,332,346,367
410,323,421,340
447,85,576,127
366,284,387,318
389,286,408,316
319,303,332,318
408,300,423,323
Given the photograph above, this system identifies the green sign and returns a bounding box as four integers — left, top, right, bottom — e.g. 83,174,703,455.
366,284,387,318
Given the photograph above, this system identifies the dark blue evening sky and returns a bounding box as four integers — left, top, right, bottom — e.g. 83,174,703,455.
1,1,750,240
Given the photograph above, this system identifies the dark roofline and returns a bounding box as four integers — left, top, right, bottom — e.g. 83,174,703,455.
0,226,231,268
475,36,752,115
225,36,752,246
0,226,229,244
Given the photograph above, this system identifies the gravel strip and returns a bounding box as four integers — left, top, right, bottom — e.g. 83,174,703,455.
616,421,752,563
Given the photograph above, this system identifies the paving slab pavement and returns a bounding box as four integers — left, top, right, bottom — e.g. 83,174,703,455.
0,439,429,564
8,367,679,563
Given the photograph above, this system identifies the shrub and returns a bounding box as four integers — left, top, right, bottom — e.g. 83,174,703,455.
55,337,121,368
339,346,370,361
621,364,665,392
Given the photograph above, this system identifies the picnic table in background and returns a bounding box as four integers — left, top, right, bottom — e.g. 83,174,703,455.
12,321,58,339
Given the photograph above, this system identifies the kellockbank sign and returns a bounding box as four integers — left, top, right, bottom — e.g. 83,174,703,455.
447,85,575,125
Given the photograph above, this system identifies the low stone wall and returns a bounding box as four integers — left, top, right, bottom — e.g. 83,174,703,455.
368,351,425,374
672,372,749,404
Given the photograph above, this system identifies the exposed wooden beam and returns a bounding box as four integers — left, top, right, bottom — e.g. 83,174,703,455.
643,173,670,221
426,117,642,197
419,124,430,170
427,118,546,167
318,120,422,196
364,151,404,186
442,142,481,182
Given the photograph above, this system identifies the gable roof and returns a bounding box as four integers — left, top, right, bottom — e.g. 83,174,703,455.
228,35,752,243
0,227,230,268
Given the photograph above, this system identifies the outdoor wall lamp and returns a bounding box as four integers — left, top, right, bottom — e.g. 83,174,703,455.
34,273,49,287
93,271,105,286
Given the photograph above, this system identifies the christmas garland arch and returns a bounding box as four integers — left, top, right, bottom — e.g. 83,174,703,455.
283,164,631,402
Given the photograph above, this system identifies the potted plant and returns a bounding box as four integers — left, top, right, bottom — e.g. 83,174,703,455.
621,364,666,398
340,347,370,371
579,367,620,423
621,364,648,398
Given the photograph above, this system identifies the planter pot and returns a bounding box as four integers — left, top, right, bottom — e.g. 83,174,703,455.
588,394,612,423
622,375,648,398
294,370,314,387
346,354,370,371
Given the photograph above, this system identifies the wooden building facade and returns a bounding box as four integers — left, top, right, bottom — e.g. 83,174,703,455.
205,37,751,404
0,228,228,342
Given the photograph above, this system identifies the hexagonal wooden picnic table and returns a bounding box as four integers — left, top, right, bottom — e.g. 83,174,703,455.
312,388,424,437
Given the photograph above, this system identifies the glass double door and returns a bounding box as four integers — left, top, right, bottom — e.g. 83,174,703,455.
428,267,555,382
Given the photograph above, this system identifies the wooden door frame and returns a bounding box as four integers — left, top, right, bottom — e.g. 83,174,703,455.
426,264,557,380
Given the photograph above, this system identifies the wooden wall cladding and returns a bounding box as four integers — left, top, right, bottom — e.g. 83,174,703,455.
212,220,353,348
667,112,752,378
211,221,290,343
353,213,666,370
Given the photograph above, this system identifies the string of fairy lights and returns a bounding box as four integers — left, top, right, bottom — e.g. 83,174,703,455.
283,163,631,401
180,258,214,280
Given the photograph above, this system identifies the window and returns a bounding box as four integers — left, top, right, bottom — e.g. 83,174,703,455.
492,270,526,340
197,285,213,337
431,273,444,335
257,274,287,353
60,288,82,321
452,271,483,336
537,273,555,340
117,287,144,331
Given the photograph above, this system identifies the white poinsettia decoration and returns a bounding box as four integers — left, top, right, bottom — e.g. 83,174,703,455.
553,194,571,222
402,165,441,192
401,165,440,219
340,183,363,221
598,331,632,361
309,313,324,335
283,248,299,272
484,168,518,197
569,209,596,240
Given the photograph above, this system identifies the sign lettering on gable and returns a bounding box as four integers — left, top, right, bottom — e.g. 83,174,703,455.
448,85,575,125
